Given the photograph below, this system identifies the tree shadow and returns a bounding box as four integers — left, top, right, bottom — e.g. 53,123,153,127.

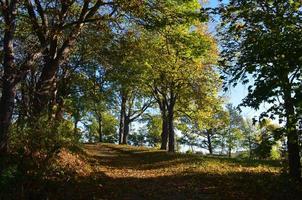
97,172,301,200
28,170,302,200
2,144,300,200
87,144,197,170
86,144,283,171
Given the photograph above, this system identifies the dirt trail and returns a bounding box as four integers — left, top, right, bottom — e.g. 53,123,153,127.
82,143,217,200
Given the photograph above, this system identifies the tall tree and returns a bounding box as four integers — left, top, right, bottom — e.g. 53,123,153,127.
254,119,280,159
146,24,218,152
23,0,117,115
103,30,153,144
0,0,18,155
241,118,258,159
0,0,40,155
197,104,229,155
225,104,244,157
217,0,302,179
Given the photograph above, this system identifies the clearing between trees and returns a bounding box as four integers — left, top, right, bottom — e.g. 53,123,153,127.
3,143,300,200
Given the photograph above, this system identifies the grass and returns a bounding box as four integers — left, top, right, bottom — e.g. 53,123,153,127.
1,143,301,199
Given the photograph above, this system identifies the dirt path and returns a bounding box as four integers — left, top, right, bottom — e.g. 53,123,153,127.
83,143,217,200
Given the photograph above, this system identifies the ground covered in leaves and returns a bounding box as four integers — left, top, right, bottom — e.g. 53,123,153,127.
2,143,302,199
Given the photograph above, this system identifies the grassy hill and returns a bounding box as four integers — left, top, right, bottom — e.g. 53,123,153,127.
1,143,301,199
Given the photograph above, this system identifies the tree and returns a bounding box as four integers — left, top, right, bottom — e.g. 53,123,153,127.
192,95,228,155
177,119,202,153
143,115,162,147
0,0,160,155
103,30,153,145
84,112,118,143
0,1,17,155
224,104,244,157
0,0,40,155
254,119,280,159
23,0,149,115
145,23,218,152
241,118,258,159
176,98,228,155
217,0,302,179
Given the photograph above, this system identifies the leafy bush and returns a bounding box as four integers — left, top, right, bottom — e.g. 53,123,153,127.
10,115,80,155
7,114,81,180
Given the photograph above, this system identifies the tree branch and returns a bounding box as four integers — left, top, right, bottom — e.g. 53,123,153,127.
25,0,46,44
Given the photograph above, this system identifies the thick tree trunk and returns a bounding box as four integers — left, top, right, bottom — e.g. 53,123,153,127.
33,61,58,115
284,87,301,180
206,130,213,155
167,107,175,152
119,93,127,144
0,2,17,156
160,107,168,150
287,128,301,179
0,81,16,155
122,116,130,144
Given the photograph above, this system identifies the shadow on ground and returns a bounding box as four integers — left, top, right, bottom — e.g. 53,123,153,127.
1,143,301,200
86,143,283,170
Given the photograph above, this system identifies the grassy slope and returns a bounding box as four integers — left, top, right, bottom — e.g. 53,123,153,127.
4,143,301,199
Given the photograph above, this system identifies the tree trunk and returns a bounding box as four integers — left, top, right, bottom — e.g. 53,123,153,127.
287,128,301,179
74,119,79,136
98,115,103,143
228,127,232,158
228,146,232,158
0,81,16,155
207,130,213,155
33,61,58,116
119,93,127,144
26,0,108,116
248,133,252,159
220,136,225,155
190,145,194,153
0,2,17,156
54,97,64,120
160,107,168,150
122,116,130,144
167,107,175,152
284,86,301,180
